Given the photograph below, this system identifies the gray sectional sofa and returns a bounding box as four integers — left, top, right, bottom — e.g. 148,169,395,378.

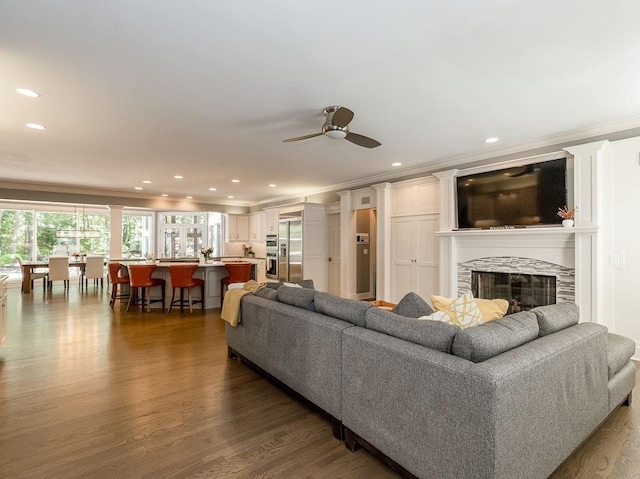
224,285,636,479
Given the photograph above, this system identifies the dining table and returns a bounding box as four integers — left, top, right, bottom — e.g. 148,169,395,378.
21,259,96,294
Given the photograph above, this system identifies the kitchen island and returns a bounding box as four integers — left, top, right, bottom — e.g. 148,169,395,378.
117,260,257,310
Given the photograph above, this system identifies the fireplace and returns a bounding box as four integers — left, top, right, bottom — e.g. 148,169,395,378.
472,270,556,314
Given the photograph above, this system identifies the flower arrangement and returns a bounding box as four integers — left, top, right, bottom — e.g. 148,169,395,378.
201,246,213,260
557,205,577,220
243,244,253,257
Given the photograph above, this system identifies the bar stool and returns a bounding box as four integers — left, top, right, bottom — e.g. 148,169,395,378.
108,262,130,308
126,264,166,312
167,264,205,313
220,262,253,306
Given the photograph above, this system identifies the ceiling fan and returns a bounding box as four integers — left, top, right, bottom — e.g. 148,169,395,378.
283,106,381,148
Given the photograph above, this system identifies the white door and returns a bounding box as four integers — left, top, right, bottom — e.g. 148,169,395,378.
414,215,439,300
391,217,415,302
327,213,341,296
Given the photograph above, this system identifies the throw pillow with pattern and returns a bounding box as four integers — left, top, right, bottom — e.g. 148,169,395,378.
421,291,483,329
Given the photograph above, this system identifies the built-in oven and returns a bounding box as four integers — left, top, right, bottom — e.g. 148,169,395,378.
266,234,278,279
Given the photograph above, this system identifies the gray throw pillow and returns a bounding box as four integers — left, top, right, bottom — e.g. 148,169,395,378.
277,285,316,311
254,288,278,301
392,292,434,318
314,292,372,327
451,311,539,362
531,303,579,336
365,307,460,353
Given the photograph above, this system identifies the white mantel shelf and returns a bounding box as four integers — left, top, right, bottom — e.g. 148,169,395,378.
436,226,598,236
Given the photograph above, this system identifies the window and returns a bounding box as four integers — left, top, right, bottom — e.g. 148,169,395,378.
158,212,222,258
123,212,152,258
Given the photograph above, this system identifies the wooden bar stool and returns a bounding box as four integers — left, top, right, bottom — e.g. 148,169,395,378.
108,262,130,308
126,264,166,312
167,264,205,313
220,262,253,306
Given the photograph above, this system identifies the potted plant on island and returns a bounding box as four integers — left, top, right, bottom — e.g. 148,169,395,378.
557,205,577,227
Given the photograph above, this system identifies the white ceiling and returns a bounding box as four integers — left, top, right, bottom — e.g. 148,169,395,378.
2,1,640,206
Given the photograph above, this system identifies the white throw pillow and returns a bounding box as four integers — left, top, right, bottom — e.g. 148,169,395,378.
282,282,303,288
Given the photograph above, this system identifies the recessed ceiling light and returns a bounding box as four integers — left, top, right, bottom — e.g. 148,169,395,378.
186,196,193,199
142,180,151,184
269,184,276,187
227,195,234,199
16,88,41,98
485,137,499,143
231,179,240,183
209,187,217,191
134,187,143,190
161,194,168,197
174,175,183,179
392,162,402,167
26,123,45,130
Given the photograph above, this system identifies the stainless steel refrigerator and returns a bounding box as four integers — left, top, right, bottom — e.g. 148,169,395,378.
278,217,303,282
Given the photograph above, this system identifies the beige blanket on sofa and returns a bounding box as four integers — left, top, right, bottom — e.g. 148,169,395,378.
221,280,265,327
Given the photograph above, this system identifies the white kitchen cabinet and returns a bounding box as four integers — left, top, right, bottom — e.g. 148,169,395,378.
227,214,249,242
391,215,439,303
0,275,7,349
265,209,279,236
255,260,266,283
391,178,439,216
249,212,265,242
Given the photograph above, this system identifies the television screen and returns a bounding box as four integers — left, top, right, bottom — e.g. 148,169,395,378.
456,158,567,229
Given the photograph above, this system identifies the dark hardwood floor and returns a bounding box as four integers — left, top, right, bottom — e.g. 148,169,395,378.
0,286,637,478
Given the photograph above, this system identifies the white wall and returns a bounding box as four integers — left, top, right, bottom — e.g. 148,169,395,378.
609,137,640,358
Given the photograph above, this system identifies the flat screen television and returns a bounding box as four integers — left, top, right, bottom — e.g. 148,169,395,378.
456,158,567,229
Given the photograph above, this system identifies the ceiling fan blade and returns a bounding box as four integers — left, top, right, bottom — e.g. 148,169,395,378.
345,132,381,148
282,132,323,143
331,107,354,127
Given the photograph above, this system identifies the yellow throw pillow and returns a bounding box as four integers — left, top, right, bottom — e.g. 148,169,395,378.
431,294,509,323
421,291,483,329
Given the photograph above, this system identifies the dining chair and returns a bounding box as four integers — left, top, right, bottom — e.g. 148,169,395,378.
107,262,130,308
83,255,105,289
167,264,205,313
47,255,70,291
16,255,48,292
126,264,165,312
220,262,253,306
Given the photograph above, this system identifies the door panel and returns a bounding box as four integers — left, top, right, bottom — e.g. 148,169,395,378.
392,263,414,303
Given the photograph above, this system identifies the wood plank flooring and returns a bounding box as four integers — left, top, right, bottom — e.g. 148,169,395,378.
0,287,638,478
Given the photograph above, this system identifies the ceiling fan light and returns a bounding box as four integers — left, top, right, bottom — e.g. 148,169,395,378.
325,130,347,139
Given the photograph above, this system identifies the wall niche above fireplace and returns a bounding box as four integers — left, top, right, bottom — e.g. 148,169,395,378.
472,271,556,314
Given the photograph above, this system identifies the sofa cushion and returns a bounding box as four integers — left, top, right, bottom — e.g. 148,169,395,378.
392,292,434,318
314,292,371,327
531,303,579,336
277,285,316,311
423,291,483,329
451,311,539,362
254,287,278,301
431,295,509,323
365,307,460,353
607,333,636,379
265,279,315,290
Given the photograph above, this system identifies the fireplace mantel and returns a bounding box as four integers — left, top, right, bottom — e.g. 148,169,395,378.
437,226,598,238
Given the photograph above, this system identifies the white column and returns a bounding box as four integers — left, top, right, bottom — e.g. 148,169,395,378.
433,170,458,297
337,190,357,299
564,141,609,325
108,205,124,260
372,182,391,301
